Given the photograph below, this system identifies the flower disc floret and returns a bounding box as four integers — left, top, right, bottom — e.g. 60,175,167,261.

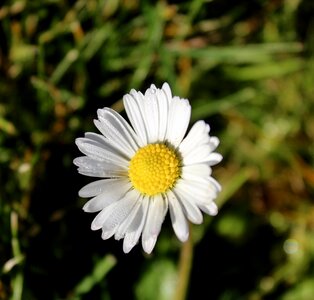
128,143,181,196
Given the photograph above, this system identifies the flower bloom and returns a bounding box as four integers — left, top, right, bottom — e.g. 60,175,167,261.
74,83,222,253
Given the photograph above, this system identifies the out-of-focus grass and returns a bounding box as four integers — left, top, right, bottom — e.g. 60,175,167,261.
0,0,314,299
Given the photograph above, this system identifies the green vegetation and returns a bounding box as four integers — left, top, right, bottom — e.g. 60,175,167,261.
1,0,313,299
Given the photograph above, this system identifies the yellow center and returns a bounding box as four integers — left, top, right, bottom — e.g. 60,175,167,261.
128,143,181,196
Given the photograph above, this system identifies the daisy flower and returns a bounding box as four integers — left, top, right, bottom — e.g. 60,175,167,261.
74,83,222,254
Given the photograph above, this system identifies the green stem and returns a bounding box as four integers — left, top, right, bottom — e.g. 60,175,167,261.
174,224,194,300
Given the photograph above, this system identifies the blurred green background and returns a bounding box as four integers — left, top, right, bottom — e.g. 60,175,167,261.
1,0,314,299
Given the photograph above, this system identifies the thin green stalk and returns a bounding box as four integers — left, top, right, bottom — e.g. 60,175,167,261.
174,225,194,300
10,211,24,300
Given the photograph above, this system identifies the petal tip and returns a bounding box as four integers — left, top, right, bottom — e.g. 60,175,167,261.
142,236,156,254
123,239,136,253
82,202,90,212
91,223,99,231
179,231,189,243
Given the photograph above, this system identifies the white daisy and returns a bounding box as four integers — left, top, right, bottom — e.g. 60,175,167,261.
74,83,222,254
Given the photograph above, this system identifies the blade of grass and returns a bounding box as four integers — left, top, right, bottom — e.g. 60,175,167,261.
191,87,256,121
216,167,255,209
167,43,303,64
50,49,79,85
10,212,24,300
223,58,304,81
129,2,165,89
69,255,117,299
81,24,112,61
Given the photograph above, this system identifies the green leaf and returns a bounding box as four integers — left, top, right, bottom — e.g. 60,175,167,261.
135,259,177,300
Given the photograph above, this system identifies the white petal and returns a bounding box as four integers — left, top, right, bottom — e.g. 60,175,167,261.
101,227,116,240
199,202,218,216
79,178,128,198
174,179,219,219
182,144,212,166
208,176,222,193
176,178,218,201
181,165,221,195
167,190,189,242
123,92,148,146
184,150,223,166
98,108,140,148
209,136,220,150
181,164,212,179
142,194,168,254
77,169,125,178
84,132,131,160
75,138,129,166
91,209,109,231
82,179,132,212
173,188,203,224
143,87,159,143
156,89,169,141
123,196,149,253
124,84,171,145
207,153,223,166
161,82,172,105
115,198,142,240
95,108,139,155
101,189,139,235
91,189,137,231
179,120,210,155
142,85,170,143
165,97,191,148
179,119,222,166
73,156,127,178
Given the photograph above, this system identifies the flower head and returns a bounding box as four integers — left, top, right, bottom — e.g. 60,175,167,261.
74,83,222,254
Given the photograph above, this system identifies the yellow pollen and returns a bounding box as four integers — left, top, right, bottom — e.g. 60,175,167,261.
128,143,181,196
